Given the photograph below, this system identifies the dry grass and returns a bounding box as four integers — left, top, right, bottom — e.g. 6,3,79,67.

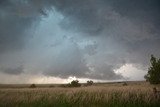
0,81,160,107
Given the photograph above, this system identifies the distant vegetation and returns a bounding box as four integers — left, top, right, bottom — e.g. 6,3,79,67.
87,80,94,86
29,84,36,88
144,55,160,84
68,80,81,87
59,80,94,88
59,80,81,87
122,82,128,86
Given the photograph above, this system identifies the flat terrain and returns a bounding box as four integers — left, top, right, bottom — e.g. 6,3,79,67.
0,81,160,107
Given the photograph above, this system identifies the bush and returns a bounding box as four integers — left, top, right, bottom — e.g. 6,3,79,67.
29,84,36,88
87,80,93,86
144,55,160,84
70,80,81,87
122,82,127,86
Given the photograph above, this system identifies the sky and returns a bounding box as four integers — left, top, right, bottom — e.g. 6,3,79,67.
0,0,160,84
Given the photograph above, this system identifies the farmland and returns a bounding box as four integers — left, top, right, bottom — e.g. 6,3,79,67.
0,81,160,107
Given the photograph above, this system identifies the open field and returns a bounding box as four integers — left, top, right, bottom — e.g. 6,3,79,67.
0,81,160,107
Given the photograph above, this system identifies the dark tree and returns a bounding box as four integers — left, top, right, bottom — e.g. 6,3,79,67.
70,80,81,87
29,84,36,88
144,55,160,84
87,80,93,86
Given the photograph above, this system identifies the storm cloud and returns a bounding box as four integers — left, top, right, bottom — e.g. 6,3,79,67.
0,0,160,83
0,65,24,75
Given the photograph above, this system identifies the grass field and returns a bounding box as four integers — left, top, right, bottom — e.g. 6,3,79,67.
0,81,160,107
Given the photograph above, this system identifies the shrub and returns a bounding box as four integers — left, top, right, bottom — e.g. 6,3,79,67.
29,84,36,88
122,82,127,86
70,80,81,87
87,80,93,86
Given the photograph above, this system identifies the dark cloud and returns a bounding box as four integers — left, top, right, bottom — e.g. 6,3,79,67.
0,0,51,53
1,0,159,49
0,65,24,75
44,38,123,80
0,0,160,81
44,39,89,78
52,0,160,60
53,0,160,37
83,41,98,56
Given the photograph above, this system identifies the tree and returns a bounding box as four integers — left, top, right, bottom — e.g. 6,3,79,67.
70,80,81,87
144,55,160,84
87,80,93,86
29,84,36,88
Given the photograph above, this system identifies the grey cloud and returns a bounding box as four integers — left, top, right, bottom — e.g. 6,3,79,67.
88,64,123,80
52,0,160,40
0,65,24,75
85,52,126,80
53,0,109,35
52,0,160,66
83,41,98,56
43,37,123,80
1,0,159,50
44,39,90,78
0,0,51,53
0,0,160,81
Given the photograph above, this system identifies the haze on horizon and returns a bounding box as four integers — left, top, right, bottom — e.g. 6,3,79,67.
0,0,160,84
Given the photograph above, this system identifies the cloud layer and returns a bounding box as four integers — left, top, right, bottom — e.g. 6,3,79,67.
0,0,160,82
